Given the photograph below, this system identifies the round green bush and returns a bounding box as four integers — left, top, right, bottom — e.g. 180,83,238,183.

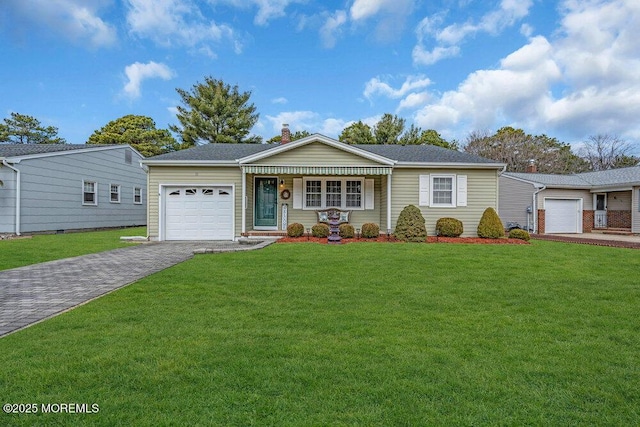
311,223,330,238
361,222,380,238
477,207,505,239
394,205,427,242
287,222,305,237
508,228,530,241
339,223,355,238
435,217,463,237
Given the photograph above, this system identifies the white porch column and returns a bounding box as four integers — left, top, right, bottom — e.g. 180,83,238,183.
387,172,392,232
241,167,247,235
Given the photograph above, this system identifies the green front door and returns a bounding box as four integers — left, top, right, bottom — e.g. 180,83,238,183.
254,177,278,228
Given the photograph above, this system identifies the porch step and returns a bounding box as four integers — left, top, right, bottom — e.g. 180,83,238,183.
591,228,633,236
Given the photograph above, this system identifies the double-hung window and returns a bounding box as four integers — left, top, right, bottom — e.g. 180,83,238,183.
110,184,121,203
83,181,97,206
134,187,143,204
432,177,453,205
302,178,364,210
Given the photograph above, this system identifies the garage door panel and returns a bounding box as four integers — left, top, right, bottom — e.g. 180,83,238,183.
546,199,581,233
164,186,234,240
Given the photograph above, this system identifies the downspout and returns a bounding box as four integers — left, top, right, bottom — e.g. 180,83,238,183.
532,184,546,233
2,159,21,235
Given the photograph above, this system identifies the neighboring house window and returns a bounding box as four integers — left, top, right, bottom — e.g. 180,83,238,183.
83,181,97,206
134,187,143,204
110,184,121,203
419,174,467,208
301,177,365,210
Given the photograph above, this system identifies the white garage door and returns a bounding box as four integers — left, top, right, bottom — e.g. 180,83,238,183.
545,199,581,233
164,186,233,240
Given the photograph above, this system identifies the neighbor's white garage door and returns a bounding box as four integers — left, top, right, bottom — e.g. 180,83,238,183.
164,186,233,240
545,199,581,233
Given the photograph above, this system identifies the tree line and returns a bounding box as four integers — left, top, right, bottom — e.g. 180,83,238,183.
1,76,637,172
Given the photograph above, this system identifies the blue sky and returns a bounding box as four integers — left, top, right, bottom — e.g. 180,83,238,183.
1,0,639,153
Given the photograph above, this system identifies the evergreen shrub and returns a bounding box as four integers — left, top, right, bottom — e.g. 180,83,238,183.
287,223,305,238
477,207,505,239
339,224,355,238
435,217,463,237
361,223,380,238
311,223,330,238
508,228,530,241
394,205,427,242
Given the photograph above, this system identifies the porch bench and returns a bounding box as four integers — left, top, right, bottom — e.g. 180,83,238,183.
316,209,351,225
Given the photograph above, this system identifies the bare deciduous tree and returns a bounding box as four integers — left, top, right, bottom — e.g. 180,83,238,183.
579,134,639,171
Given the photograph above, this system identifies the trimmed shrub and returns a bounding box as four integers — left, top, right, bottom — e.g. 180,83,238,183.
287,223,305,238
477,207,505,239
394,205,427,242
436,217,463,237
361,222,380,238
339,223,355,238
508,228,531,241
311,223,330,238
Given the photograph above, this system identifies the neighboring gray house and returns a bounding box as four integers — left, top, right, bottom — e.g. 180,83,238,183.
141,132,505,241
499,166,640,234
0,144,146,235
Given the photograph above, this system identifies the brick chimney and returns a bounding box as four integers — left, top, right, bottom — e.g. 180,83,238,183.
281,124,291,144
526,159,537,173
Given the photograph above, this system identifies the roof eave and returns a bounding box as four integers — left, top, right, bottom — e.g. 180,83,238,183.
141,160,238,166
395,161,506,169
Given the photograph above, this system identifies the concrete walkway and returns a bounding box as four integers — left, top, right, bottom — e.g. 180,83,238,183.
0,240,275,338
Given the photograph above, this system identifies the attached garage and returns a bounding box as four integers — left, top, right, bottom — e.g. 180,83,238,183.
545,198,582,234
163,186,234,240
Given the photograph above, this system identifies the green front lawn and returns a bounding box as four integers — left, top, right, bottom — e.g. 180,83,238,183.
0,227,146,270
1,241,638,425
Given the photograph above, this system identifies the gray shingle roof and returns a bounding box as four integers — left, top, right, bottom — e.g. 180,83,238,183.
505,166,640,188
355,144,499,164
146,143,273,161
145,140,501,165
0,144,104,158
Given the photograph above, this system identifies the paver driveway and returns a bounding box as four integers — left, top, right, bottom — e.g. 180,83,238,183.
0,240,273,337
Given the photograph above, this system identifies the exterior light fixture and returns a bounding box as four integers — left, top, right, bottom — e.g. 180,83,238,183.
306,228,310,241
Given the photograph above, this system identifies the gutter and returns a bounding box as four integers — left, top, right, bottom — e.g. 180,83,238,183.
2,159,21,235
532,184,546,233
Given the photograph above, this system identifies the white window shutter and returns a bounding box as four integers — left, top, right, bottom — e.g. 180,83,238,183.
457,175,467,207
293,178,302,209
419,175,430,206
364,179,374,209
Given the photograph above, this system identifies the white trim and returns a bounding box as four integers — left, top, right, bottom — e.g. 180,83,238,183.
386,174,392,231
396,162,505,169
241,170,247,235
133,187,143,204
430,174,456,208
82,180,98,206
109,183,121,203
2,160,21,235
301,177,366,210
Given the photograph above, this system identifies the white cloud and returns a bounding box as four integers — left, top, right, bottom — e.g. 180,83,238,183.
411,0,640,144
350,0,414,42
264,111,347,138
319,10,347,48
271,97,288,104
125,0,241,54
217,0,303,26
364,75,432,100
4,0,116,48
123,61,175,99
413,0,533,66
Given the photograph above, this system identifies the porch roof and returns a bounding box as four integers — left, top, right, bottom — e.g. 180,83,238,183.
242,165,392,175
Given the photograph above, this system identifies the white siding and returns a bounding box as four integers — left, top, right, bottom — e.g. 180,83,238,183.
537,189,592,210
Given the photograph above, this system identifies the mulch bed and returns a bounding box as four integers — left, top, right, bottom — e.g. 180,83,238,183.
277,236,530,244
